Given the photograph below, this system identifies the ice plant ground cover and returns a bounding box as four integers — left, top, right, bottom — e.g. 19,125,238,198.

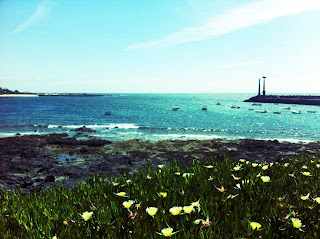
1,154,320,238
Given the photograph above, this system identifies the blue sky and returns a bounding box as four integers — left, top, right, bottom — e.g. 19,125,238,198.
1,0,320,93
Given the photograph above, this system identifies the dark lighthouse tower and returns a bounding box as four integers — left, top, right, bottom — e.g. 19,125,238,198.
262,76,266,96
258,78,261,96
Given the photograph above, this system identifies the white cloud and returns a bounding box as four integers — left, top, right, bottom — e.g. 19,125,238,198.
216,60,264,69
128,0,320,49
13,0,52,33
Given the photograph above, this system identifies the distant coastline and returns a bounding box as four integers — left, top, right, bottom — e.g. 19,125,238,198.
0,87,104,97
0,94,39,97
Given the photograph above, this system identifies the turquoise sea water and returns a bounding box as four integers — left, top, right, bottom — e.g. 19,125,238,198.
0,93,319,142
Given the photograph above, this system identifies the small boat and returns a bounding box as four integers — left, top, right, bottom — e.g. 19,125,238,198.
282,107,291,110
216,102,221,105
171,106,180,111
105,111,113,115
248,108,254,111
256,110,267,113
307,110,316,113
252,103,262,106
273,111,281,114
291,110,301,114
231,105,240,109
202,106,207,111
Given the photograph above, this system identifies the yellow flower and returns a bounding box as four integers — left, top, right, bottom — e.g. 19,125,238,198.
123,200,135,209
115,192,126,197
262,165,268,170
316,164,320,168
126,179,132,184
146,175,152,180
82,211,93,221
313,197,320,204
250,221,262,230
232,174,241,180
159,192,168,198
261,176,271,183
291,218,303,229
194,219,203,225
217,186,227,192
205,165,214,168
175,172,181,176
302,165,308,169
235,183,241,189
191,200,200,208
227,194,239,199
288,173,295,177
233,165,242,171
146,207,158,217
183,173,194,177
158,165,164,169
52,236,58,239
252,163,258,167
169,206,182,216
183,205,195,214
239,159,246,163
301,193,310,201
161,227,173,237
301,171,311,176
283,163,289,167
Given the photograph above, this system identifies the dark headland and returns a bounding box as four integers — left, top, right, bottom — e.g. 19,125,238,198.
244,77,320,105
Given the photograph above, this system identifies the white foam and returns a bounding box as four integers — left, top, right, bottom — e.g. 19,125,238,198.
48,123,140,129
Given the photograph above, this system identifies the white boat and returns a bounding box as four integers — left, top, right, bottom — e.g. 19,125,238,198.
231,105,240,109
273,111,281,114
256,110,267,113
291,110,301,114
171,106,180,111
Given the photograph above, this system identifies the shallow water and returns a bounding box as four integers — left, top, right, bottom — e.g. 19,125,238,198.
0,93,319,142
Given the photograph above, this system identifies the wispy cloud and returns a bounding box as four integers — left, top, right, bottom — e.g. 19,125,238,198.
128,0,320,49
216,60,264,69
13,0,53,33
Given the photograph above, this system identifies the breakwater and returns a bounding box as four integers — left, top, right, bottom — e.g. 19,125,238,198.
244,95,320,106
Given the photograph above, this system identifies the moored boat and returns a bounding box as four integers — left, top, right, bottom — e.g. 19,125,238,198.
171,106,180,111
256,110,267,113
291,110,301,114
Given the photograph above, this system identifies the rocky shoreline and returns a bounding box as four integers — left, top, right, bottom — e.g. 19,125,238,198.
1,130,319,193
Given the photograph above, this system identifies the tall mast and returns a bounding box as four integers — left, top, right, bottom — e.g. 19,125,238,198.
258,78,261,96
262,76,266,96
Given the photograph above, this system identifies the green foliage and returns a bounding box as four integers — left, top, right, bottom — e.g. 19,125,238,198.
1,155,320,238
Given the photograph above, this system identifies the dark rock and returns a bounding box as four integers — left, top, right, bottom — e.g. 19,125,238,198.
44,175,55,182
30,186,42,192
80,147,90,154
21,181,33,188
71,126,96,133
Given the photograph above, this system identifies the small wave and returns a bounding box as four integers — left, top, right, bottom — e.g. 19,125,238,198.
47,123,140,129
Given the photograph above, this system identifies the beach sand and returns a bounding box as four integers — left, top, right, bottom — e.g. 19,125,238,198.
0,132,319,193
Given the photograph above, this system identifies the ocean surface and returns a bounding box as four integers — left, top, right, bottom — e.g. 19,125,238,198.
0,93,319,143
